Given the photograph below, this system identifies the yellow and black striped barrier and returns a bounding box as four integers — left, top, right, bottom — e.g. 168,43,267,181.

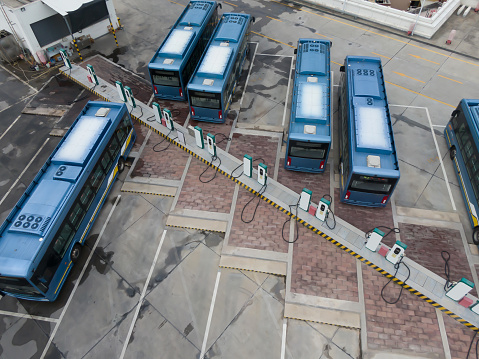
110,20,119,47
72,39,83,61
59,67,479,334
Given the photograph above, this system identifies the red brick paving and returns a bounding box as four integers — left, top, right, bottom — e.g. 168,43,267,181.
132,120,149,152
399,223,476,297
362,263,445,355
228,133,279,177
189,115,234,151
277,159,330,204
291,225,358,301
228,186,289,253
334,188,396,247
131,130,189,180
443,307,477,358
174,158,235,213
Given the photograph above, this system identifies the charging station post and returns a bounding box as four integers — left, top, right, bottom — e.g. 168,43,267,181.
243,155,252,177
194,126,204,149
86,64,99,85
153,102,162,124
299,188,312,211
59,49,72,70
366,228,385,252
315,197,330,221
116,81,127,102
163,109,174,130
258,163,267,186
386,240,407,265
446,278,475,301
124,86,136,108
207,133,217,157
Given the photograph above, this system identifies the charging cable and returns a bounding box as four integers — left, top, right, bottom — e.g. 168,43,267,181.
322,194,336,230
365,226,400,241
152,129,174,152
442,250,454,292
282,197,301,244
214,133,232,146
199,155,222,183
380,256,411,304
466,331,478,359
231,157,267,179
240,183,268,223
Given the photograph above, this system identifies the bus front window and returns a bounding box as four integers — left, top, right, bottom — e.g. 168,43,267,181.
0,276,43,297
288,140,328,160
189,91,221,109
151,70,180,87
349,174,395,194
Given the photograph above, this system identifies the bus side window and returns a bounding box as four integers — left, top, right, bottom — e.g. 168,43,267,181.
89,164,105,193
53,221,75,257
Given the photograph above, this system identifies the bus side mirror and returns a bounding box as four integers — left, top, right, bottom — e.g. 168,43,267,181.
451,110,459,117
217,3,222,8
330,41,333,48
252,16,256,23
340,66,345,72
294,49,297,55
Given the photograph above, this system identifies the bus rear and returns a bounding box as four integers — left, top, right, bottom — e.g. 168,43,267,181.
148,1,218,101
338,56,399,207
285,39,331,173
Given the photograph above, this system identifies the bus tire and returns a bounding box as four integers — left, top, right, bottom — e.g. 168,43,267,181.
450,146,456,160
118,158,125,173
473,227,479,245
71,244,82,263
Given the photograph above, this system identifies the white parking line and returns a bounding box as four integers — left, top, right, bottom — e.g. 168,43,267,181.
280,318,287,359
119,229,168,359
0,310,59,323
0,138,50,208
200,269,222,359
240,43,258,107
0,115,21,142
0,63,38,93
0,93,36,115
40,195,121,359
282,58,294,128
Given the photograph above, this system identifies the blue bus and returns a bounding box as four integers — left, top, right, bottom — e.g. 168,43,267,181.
148,0,220,101
0,101,136,301
338,56,400,207
445,99,479,244
285,39,332,173
187,13,253,123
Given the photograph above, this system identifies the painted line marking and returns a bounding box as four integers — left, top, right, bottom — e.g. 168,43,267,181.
40,195,121,359
267,16,282,22
392,71,425,83
385,81,454,108
251,31,295,48
0,93,36,115
280,319,287,359
271,0,479,68
282,56,294,127
425,106,456,211
240,43,258,107
437,74,463,84
0,310,59,323
0,63,38,93
332,60,342,66
119,229,168,359
200,270,222,359
168,0,185,6
224,1,237,6
0,138,50,208
314,32,333,40
433,124,446,127
409,54,440,65
0,115,21,141
372,52,391,59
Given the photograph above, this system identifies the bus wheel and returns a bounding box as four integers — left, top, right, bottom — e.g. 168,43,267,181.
118,158,125,173
71,244,82,263
450,146,456,160
473,227,479,245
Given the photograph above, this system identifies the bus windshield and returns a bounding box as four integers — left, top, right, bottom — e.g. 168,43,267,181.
151,69,180,87
189,90,221,109
288,140,328,160
349,174,395,194
0,276,42,297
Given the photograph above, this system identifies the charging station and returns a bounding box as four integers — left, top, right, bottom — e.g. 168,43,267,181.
86,64,99,85
470,301,479,314
163,109,174,130
299,188,312,211
194,126,204,149
207,133,216,156
59,49,71,70
365,228,385,252
124,86,136,108
446,278,475,301
243,155,252,178
258,163,267,185
116,81,127,102
315,197,330,221
153,102,162,124
386,240,407,265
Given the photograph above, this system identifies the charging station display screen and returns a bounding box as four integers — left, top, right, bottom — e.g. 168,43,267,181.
349,175,396,194
151,70,180,87
288,140,328,160
189,90,221,109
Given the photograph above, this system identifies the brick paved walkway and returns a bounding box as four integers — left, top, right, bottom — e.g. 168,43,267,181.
362,263,445,356
131,130,189,180
334,188,396,247
174,158,235,213
132,120,149,153
291,225,358,301
443,313,477,359
399,223,477,297
228,186,289,253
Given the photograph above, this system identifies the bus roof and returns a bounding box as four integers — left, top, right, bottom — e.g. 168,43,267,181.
149,1,217,72
462,99,479,125
188,13,251,93
345,56,399,173
289,39,331,142
0,101,125,278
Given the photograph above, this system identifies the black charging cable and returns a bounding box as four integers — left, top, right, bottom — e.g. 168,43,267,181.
380,256,411,305
466,331,478,359
152,129,173,152
365,226,400,241
282,197,301,244
241,183,268,223
231,157,267,179
442,250,454,292
214,133,232,146
199,155,222,183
